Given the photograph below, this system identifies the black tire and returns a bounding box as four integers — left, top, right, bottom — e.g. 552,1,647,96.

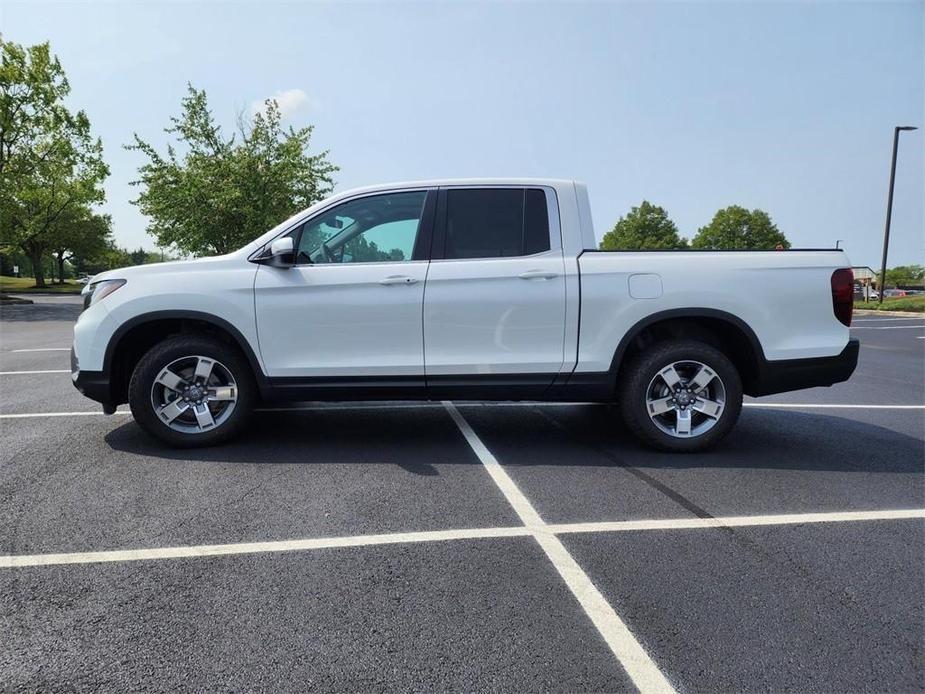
128,334,255,448
618,339,743,453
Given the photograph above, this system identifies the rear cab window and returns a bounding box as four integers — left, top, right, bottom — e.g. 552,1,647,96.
437,187,551,260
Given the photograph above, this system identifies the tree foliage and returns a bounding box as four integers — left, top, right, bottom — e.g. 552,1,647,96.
691,205,789,250
883,264,925,288
0,39,109,286
128,85,338,256
600,201,687,250
49,209,112,282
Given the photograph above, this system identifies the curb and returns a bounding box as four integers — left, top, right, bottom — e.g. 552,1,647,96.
854,309,924,317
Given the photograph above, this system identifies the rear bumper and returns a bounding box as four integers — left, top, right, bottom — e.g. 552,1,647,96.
748,338,859,397
71,347,116,414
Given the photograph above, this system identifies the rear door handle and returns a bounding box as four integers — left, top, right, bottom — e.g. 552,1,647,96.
379,275,419,286
518,270,558,280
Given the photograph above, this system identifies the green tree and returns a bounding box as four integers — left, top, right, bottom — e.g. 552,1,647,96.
127,85,337,257
599,201,687,250
883,264,925,288
84,242,131,274
0,39,109,287
691,206,789,250
129,246,147,266
145,249,171,264
49,210,112,282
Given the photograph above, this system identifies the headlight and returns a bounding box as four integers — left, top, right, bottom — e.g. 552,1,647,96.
82,279,126,310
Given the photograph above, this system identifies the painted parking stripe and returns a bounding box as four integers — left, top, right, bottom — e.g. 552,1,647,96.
3,509,922,570
10,347,71,352
444,401,676,694
0,526,531,569
0,369,70,375
0,410,131,418
741,403,924,410
850,325,925,329
852,317,925,322
2,402,924,420
547,509,925,535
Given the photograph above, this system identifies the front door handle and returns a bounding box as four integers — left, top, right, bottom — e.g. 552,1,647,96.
518,269,558,280
379,275,419,286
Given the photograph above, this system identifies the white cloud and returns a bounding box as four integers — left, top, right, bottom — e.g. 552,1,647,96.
250,88,311,120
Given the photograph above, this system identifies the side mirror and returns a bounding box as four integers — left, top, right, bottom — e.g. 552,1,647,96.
257,237,295,267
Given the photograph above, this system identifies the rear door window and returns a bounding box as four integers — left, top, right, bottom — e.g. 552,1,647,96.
442,188,550,259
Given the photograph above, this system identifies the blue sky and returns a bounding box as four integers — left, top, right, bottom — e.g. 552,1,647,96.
5,0,923,267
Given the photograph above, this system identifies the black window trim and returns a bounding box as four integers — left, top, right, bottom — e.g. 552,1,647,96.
431,185,558,262
250,187,437,265
292,188,437,266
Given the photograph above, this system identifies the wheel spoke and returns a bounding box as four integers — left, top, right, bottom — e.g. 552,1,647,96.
207,386,236,402
151,354,238,434
675,408,692,436
193,403,215,430
689,365,716,392
157,399,189,424
647,396,675,416
193,357,215,384
659,365,683,389
155,368,187,393
693,398,723,418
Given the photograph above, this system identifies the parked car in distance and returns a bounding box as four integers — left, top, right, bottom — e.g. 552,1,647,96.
884,289,908,298
72,179,859,452
76,275,92,285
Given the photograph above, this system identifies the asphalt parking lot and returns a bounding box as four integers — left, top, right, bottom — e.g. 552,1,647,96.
1,295,923,693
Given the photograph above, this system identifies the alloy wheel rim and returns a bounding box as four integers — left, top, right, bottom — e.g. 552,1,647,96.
645,359,726,439
150,355,238,434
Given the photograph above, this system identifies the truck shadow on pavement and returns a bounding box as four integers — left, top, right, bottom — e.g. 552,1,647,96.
529,405,925,474
103,405,924,476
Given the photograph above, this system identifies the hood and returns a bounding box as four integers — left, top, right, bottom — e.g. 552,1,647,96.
90,253,239,283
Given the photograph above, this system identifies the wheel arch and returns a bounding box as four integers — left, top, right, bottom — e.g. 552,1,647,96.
104,310,267,405
609,308,766,396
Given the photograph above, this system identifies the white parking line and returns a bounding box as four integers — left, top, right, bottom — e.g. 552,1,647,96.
2,402,924,420
853,317,925,323
0,369,70,375
850,325,925,329
547,509,925,535
3,510,921,570
10,347,70,352
742,403,924,410
0,526,532,569
444,401,676,694
0,410,131,418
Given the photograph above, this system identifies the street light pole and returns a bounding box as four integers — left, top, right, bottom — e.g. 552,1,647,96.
878,125,918,304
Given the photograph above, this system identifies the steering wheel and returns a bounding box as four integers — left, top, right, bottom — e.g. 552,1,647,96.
320,243,336,263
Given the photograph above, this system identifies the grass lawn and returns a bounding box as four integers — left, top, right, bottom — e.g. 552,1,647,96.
854,295,925,312
0,276,83,294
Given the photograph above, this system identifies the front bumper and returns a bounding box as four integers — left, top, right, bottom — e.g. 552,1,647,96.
748,338,860,397
71,347,116,414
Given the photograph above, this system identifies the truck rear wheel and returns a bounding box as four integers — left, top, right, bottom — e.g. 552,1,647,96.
128,335,255,447
618,340,742,452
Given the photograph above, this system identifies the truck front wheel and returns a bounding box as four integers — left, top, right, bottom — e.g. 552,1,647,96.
128,335,255,447
618,340,743,452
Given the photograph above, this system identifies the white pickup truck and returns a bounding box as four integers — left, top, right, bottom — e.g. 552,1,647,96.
73,179,858,451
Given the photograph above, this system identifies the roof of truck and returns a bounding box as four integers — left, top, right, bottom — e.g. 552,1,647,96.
333,178,580,196
240,178,590,256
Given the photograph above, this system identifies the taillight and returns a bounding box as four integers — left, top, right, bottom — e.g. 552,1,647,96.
831,268,853,327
